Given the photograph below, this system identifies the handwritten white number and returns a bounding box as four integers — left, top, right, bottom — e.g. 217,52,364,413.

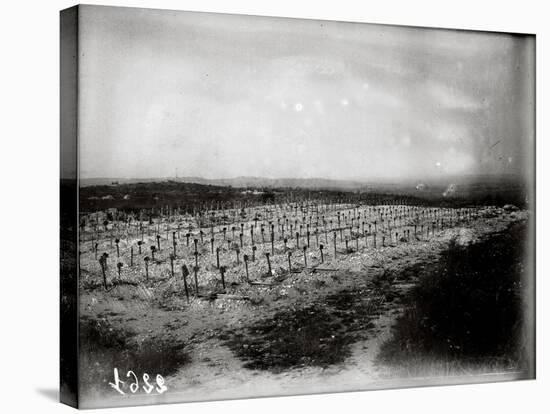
127,370,139,393
110,368,166,395
109,368,126,395
142,373,154,394
155,374,168,394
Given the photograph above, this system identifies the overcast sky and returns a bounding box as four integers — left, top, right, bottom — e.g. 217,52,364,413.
77,5,534,181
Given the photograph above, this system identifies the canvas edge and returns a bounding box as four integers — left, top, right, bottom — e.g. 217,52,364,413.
60,4,80,409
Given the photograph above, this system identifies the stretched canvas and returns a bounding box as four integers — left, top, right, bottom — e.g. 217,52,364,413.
60,5,536,409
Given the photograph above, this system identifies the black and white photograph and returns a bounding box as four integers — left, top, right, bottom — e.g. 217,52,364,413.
58,4,537,409
60,6,535,408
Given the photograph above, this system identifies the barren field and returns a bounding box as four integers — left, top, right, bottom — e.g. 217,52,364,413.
74,190,532,408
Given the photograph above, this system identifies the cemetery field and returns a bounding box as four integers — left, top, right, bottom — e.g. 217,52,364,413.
72,182,532,407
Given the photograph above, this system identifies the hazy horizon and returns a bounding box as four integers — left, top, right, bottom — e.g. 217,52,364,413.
78,171,524,183
70,6,535,182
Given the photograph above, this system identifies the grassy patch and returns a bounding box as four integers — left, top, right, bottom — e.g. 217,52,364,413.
225,289,382,373
378,222,530,377
79,317,189,395
225,305,353,372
